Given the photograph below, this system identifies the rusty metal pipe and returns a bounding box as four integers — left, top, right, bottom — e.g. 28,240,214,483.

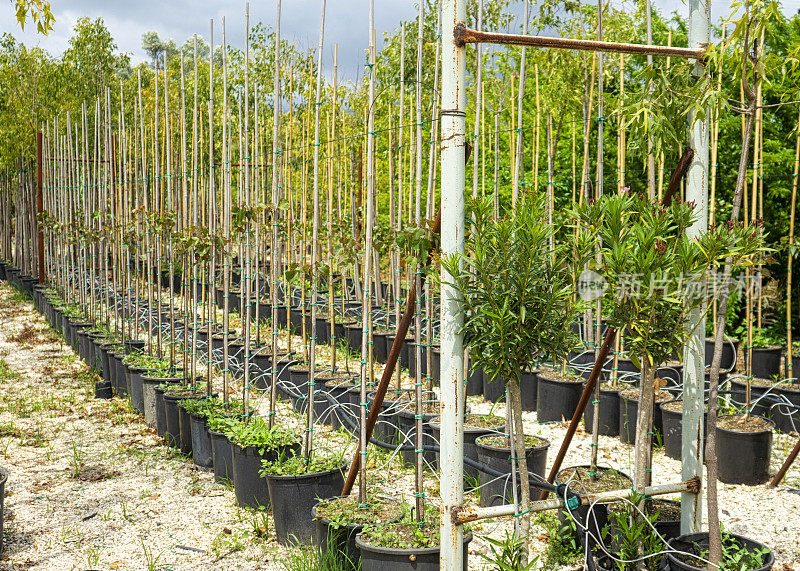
456,476,700,525
454,24,707,61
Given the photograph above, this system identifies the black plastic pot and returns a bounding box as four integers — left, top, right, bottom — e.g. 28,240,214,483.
231,443,301,510
716,414,773,485
537,373,583,423
266,464,345,545
356,533,472,571
770,383,800,433
325,380,355,431
94,380,113,399
189,413,213,468
114,352,129,398
466,364,484,396
91,338,106,373
650,499,682,541
520,370,538,411
660,401,707,461
372,389,427,446
163,392,192,448
618,391,667,445
126,366,148,414
430,417,504,490
372,332,389,364
98,343,114,385
582,386,620,436
728,378,772,420
430,346,440,382
142,376,178,428
396,405,440,467
154,386,169,438
123,338,146,355
664,532,773,571
555,465,632,551
178,404,194,455
475,434,550,507
746,346,782,379
345,324,362,354
704,337,739,372
312,498,402,569
483,373,505,403
210,430,234,484
407,342,429,380
288,366,310,410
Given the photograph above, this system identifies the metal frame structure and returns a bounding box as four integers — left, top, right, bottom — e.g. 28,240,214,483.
438,1,711,567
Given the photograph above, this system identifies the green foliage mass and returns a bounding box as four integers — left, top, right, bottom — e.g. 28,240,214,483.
225,415,299,455
444,194,583,385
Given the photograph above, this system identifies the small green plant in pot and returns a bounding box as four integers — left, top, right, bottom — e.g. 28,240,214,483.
355,504,472,571
225,416,300,511
180,397,228,468
259,450,348,546
311,493,404,569
444,194,584,565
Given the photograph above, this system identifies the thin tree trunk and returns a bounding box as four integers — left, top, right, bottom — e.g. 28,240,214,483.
508,380,531,565
634,354,654,491
707,90,757,571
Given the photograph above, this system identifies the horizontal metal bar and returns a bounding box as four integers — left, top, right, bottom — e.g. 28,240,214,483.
454,24,707,60
454,476,700,524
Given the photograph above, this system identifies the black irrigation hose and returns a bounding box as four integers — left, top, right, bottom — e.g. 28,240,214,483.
308,387,559,494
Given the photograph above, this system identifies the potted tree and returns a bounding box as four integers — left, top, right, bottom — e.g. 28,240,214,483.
443,194,584,564
571,192,761,496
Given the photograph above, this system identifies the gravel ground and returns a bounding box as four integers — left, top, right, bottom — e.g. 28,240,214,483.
0,285,293,570
0,281,798,570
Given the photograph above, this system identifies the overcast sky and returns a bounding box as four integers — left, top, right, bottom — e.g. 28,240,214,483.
3,1,800,84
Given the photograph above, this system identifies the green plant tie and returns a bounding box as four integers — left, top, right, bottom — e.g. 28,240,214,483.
514,508,531,517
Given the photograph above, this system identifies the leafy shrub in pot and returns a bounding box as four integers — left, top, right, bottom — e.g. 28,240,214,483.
225,416,300,510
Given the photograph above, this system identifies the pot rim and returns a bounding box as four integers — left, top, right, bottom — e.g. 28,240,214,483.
665,531,773,570
537,372,583,384
716,413,774,435
311,496,403,527
355,532,473,555
475,433,550,451
264,462,347,481
556,464,632,482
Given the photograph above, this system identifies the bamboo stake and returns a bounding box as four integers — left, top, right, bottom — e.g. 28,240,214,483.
306,0,327,461
208,19,217,398
222,17,231,404
243,3,252,416
787,110,800,381
511,0,529,209
269,1,282,428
